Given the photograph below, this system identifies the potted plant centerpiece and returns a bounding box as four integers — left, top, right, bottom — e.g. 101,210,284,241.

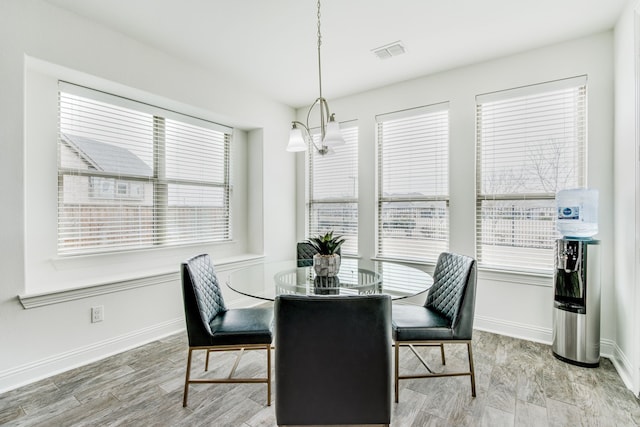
307,231,345,277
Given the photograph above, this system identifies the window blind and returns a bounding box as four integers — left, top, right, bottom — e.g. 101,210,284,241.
307,123,358,255
58,82,232,255
476,76,586,273
376,103,449,262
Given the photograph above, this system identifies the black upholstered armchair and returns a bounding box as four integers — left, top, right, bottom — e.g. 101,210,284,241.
181,254,273,407
275,294,392,426
296,241,317,267
392,252,477,402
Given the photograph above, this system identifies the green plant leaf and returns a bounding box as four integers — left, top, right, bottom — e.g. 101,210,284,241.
305,230,345,255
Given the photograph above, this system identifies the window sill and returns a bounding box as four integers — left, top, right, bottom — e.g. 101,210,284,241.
18,254,265,309
372,256,553,287
371,256,435,269
478,267,553,287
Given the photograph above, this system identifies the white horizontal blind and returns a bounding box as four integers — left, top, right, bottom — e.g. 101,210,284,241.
58,83,231,255
476,76,586,273
376,262,431,295
307,123,358,255
376,104,449,262
163,118,230,244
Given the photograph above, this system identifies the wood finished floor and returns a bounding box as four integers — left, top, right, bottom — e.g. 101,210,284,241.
1,330,639,426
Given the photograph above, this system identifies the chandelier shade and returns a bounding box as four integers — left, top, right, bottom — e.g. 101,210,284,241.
321,115,345,147
286,125,307,152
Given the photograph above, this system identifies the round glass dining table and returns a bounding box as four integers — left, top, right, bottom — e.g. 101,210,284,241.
226,258,433,301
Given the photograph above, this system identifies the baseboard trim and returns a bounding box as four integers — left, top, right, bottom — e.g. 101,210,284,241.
474,315,616,359
474,315,552,345
610,341,635,391
0,318,184,394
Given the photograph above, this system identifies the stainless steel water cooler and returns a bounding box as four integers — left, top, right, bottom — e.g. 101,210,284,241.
552,238,601,367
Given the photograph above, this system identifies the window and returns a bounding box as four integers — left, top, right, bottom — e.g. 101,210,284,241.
307,123,358,255
476,76,586,273
376,103,449,262
58,82,232,255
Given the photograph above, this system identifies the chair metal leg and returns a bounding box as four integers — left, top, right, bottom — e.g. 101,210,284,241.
183,345,271,407
266,344,272,406
395,340,477,402
394,341,400,403
183,348,194,407
228,348,245,378
408,344,435,374
467,341,476,397
205,349,211,371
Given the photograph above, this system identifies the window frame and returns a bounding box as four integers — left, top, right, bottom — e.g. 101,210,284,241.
375,103,450,263
475,76,587,274
57,82,233,256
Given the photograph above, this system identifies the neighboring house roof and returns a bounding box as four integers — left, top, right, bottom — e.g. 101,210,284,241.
62,133,152,177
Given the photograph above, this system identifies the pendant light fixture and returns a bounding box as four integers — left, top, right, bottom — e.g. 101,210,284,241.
286,0,345,156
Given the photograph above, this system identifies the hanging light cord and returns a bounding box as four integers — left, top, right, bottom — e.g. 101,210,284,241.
316,0,326,141
317,0,323,103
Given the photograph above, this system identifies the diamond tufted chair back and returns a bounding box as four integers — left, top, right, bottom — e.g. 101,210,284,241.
424,252,477,340
181,254,228,346
296,242,317,267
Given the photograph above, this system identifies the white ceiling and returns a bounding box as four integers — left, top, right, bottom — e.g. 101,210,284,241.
46,0,629,108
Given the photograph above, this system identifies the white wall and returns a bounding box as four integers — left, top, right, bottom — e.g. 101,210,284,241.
0,0,295,392
297,32,615,351
0,0,634,397
614,0,640,395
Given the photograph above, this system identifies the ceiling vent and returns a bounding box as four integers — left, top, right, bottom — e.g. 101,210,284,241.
372,41,406,60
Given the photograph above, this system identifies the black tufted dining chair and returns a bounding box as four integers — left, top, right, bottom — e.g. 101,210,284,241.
180,254,273,407
296,241,317,267
392,252,477,402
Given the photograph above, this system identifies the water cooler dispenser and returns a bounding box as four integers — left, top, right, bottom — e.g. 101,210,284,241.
552,188,601,367
552,238,601,366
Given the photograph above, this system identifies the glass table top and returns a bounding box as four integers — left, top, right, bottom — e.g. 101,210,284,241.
226,258,433,301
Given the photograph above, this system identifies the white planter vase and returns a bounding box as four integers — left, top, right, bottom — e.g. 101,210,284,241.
313,253,341,277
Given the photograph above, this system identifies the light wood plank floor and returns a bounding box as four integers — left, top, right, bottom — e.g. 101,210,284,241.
1,330,639,426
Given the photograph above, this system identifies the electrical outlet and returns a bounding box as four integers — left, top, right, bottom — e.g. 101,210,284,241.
91,305,104,323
